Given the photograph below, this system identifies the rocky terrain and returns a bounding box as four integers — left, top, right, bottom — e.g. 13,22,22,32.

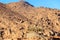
0,1,60,40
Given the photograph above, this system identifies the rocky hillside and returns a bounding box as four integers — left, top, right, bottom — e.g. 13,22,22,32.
0,1,60,40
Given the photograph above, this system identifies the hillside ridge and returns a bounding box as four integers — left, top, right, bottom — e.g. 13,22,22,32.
0,1,60,40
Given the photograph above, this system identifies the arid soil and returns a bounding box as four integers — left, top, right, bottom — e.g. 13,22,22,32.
0,1,60,40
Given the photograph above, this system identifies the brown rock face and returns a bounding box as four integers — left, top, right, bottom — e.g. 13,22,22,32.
0,1,60,40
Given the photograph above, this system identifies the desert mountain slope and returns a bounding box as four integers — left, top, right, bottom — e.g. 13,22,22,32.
0,1,60,40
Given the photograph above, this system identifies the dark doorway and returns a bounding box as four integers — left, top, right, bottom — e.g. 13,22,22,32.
52,38,60,40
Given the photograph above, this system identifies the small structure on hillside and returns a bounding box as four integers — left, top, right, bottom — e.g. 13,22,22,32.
20,0,25,2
